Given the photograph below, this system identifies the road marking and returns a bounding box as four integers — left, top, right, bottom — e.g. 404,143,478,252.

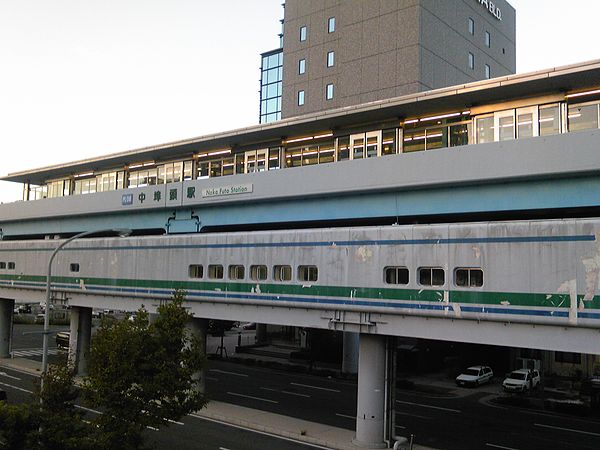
396,410,430,420
206,376,219,381
335,413,355,420
0,381,33,394
210,369,248,377
486,444,519,450
290,382,341,393
219,447,231,450
0,371,21,380
534,423,600,437
11,348,58,357
396,399,461,413
166,418,184,425
260,387,311,398
189,414,331,449
75,404,102,415
227,391,278,404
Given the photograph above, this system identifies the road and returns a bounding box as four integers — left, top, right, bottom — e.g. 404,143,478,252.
4,324,600,449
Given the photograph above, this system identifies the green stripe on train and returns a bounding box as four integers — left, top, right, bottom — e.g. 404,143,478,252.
2,273,600,309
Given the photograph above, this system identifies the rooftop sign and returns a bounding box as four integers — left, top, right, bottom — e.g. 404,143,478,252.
476,0,502,21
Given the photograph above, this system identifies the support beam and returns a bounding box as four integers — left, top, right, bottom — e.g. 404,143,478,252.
354,334,387,449
68,306,92,375
0,299,14,358
342,331,359,374
255,323,267,344
186,317,208,394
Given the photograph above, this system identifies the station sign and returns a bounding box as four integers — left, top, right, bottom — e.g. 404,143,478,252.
202,183,253,198
476,0,502,21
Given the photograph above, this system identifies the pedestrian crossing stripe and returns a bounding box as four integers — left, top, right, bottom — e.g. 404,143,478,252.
11,348,59,357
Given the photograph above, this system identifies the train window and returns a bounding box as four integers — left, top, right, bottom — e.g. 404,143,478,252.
188,264,203,279
418,267,445,286
384,267,409,285
7,262,15,270
455,268,483,287
250,265,267,281
228,265,245,280
273,265,292,281
0,262,5,269
208,264,224,279
70,263,80,273
298,265,318,282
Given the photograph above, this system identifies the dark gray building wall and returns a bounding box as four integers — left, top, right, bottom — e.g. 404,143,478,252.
281,0,515,118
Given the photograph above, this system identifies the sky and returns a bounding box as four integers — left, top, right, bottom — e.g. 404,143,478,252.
0,0,598,203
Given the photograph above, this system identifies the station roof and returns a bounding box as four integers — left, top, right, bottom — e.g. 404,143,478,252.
3,58,600,186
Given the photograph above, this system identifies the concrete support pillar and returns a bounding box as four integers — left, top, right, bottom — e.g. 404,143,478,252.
148,312,159,325
186,317,208,394
68,306,92,375
354,334,387,449
342,331,359,374
0,299,15,358
255,323,267,344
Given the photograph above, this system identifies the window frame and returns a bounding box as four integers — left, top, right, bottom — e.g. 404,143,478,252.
327,51,334,68
454,267,484,287
485,64,490,79
188,264,204,279
300,25,307,42
69,263,80,273
485,30,491,48
328,17,335,33
417,267,445,286
298,58,306,75
468,17,474,35
208,264,224,280
298,90,305,106
228,264,245,280
384,266,409,285
468,52,474,70
298,265,318,282
273,265,292,282
326,83,334,100
250,264,268,281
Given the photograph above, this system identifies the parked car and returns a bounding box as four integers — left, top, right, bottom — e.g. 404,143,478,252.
241,322,256,330
502,369,541,392
455,365,494,387
55,331,70,350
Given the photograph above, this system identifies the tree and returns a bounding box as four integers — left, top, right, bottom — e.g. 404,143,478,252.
83,290,207,449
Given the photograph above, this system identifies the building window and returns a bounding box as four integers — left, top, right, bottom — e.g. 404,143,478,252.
189,265,203,279
568,102,600,132
384,267,409,285
70,263,80,273
250,265,268,281
298,90,305,106
326,83,334,100
228,264,245,280
455,268,483,287
468,52,474,70
298,265,318,282
468,17,474,35
327,51,334,67
300,25,307,41
0,262,5,269
208,264,224,279
555,351,582,364
418,267,445,286
298,58,306,74
485,31,491,48
328,17,335,33
485,64,491,79
273,265,292,282
7,262,15,270
259,50,283,124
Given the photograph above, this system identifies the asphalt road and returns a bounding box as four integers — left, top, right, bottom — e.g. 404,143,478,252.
5,323,600,450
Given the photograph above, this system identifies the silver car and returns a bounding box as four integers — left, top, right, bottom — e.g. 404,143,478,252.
455,365,494,387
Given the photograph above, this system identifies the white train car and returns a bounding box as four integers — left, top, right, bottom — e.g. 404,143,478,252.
1,218,599,328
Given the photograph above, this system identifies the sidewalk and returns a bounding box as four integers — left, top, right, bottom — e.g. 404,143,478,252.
0,355,432,450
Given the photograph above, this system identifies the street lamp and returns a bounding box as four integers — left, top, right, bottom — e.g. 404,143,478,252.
41,228,132,378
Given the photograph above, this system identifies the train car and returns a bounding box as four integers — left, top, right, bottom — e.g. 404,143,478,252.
1,218,600,328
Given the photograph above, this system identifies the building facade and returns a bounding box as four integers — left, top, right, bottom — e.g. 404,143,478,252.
275,0,515,119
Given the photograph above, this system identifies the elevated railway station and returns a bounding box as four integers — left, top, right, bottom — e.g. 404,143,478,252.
2,60,600,447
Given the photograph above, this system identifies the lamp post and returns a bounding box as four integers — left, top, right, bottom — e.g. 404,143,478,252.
41,228,131,379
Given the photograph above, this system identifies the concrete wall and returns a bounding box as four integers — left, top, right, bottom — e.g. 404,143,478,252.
281,0,516,118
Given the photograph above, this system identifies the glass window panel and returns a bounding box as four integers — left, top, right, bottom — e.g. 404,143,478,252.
499,114,515,141
300,25,307,41
319,141,335,164
327,51,334,67
485,31,490,47
298,265,318,282
299,58,306,74
382,129,396,155
222,157,234,176
268,53,278,69
210,161,222,177
267,68,279,84
476,116,494,143
485,64,490,79
449,123,470,147
262,56,269,69
352,137,364,159
539,104,560,136
366,136,378,157
328,17,335,33
228,264,245,280
326,83,334,100
568,103,599,132
208,264,224,279
337,136,350,160
419,267,445,286
470,269,484,287
184,160,193,180
285,147,302,167
266,113,278,122
426,128,445,150
468,17,474,35
403,130,425,152
269,148,280,170
250,265,268,281
303,146,319,165
198,162,209,178
468,52,474,70
517,111,534,138
298,90,305,106
274,265,292,282
455,269,468,287
431,268,445,286
261,85,268,98
266,98,278,113
267,83,278,98
384,267,409,285
189,265,203,279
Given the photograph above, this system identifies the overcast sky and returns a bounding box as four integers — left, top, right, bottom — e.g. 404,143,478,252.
1,0,598,203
